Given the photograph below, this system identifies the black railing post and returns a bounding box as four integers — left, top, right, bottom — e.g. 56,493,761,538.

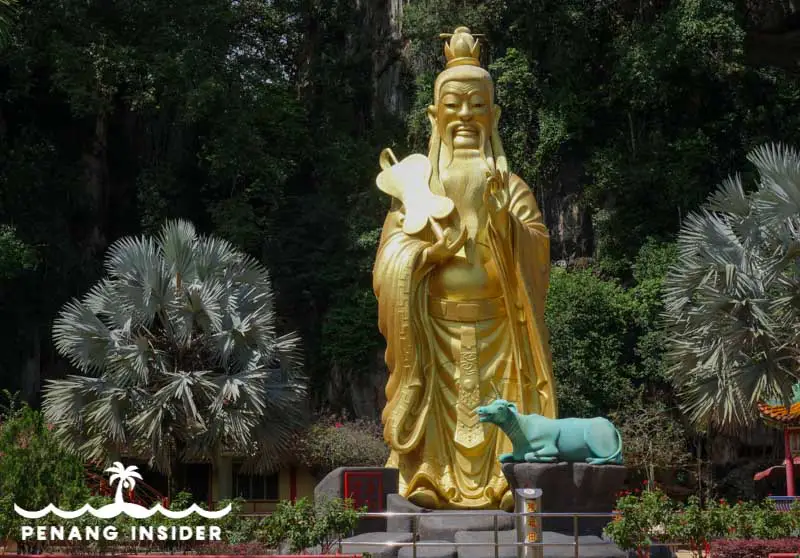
573,514,579,558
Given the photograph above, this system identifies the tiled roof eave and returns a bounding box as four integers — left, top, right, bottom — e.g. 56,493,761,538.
758,401,800,427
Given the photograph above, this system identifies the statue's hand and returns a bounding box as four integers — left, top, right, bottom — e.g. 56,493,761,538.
484,169,510,233
421,225,468,266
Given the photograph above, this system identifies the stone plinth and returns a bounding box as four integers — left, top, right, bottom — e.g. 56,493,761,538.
387,493,429,533
501,462,627,536
339,532,416,558
385,494,514,541
314,467,399,534
418,509,514,542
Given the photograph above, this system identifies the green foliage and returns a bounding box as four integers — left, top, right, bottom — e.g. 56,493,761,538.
607,489,800,555
0,394,90,546
294,412,389,475
0,0,15,48
2,0,800,445
546,267,639,417
260,497,363,554
662,143,800,430
42,220,307,474
544,239,677,418
0,224,35,279
321,285,381,374
402,0,800,272
605,486,676,554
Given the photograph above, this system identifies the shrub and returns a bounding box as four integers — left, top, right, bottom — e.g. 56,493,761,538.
0,393,91,550
711,538,800,558
609,488,800,557
604,486,676,557
295,413,388,475
609,393,692,486
260,496,364,554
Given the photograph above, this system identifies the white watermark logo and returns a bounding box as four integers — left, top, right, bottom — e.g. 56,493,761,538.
15,462,231,542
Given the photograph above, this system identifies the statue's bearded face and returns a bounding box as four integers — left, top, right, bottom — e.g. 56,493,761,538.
435,79,493,152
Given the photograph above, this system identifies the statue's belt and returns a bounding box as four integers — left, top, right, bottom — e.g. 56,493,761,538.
428,296,506,322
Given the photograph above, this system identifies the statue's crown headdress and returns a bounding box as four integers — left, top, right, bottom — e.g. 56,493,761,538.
439,26,484,69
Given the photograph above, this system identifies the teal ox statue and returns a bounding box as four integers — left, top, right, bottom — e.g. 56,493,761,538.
476,399,624,465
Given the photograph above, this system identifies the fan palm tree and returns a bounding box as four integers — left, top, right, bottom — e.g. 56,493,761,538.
43,220,307,476
662,143,800,430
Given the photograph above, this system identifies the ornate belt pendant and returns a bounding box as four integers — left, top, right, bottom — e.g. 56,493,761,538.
454,324,484,449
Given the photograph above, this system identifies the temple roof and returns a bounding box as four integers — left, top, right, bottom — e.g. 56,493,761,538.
758,384,800,427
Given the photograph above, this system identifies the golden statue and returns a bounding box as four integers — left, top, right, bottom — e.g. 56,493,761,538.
373,26,557,511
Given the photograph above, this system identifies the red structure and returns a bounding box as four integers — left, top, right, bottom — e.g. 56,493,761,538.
343,470,384,513
85,468,165,507
754,386,800,496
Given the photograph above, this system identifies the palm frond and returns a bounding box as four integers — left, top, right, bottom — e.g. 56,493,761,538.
158,219,198,283
52,301,115,375
707,174,750,216
663,142,800,430
46,219,308,473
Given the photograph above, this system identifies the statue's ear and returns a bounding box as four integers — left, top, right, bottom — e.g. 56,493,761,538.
493,105,501,129
507,402,518,413
427,105,437,128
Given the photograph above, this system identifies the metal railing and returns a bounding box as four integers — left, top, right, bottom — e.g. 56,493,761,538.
328,510,679,558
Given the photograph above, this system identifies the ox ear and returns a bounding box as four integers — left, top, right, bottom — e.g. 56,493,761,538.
507,402,518,413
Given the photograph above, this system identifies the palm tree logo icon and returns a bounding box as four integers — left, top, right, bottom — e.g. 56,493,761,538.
107,462,142,506
14,461,231,519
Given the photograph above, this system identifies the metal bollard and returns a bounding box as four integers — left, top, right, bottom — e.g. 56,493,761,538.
514,488,543,558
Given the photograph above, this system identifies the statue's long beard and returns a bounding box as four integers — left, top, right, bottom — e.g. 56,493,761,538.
440,153,490,242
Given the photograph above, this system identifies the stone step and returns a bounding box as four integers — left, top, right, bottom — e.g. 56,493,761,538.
387,493,429,533
338,532,415,558
398,539,457,558
417,509,514,542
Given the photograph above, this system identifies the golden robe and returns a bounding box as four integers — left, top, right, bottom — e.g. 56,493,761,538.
373,171,557,509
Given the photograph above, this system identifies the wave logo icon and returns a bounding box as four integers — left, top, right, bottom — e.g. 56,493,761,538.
14,462,232,520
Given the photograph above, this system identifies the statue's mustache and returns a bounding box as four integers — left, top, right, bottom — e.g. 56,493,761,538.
444,120,486,142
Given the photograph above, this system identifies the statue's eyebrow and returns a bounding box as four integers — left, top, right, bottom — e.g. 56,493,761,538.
440,82,485,96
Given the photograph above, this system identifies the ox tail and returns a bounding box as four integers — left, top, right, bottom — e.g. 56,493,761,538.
607,427,623,464
589,423,624,465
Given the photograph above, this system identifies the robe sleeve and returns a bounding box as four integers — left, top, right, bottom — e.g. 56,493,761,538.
499,174,558,418
372,207,436,453
508,174,551,327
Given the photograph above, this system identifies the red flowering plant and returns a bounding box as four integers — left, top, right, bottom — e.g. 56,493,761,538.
663,496,800,556
605,485,677,558
665,496,729,557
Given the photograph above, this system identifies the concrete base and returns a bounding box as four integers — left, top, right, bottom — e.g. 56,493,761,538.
314,466,399,534
387,493,430,533
386,494,514,541
398,540,457,558
338,532,415,558
417,509,514,542
501,462,627,535
339,530,630,558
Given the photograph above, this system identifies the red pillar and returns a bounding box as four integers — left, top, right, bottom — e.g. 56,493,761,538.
785,428,796,496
